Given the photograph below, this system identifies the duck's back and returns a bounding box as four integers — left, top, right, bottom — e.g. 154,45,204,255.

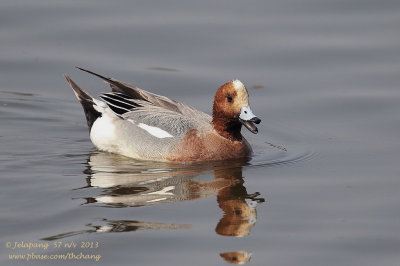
90,101,213,161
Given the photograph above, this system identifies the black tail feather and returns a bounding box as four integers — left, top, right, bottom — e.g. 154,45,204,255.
75,67,146,101
65,75,101,130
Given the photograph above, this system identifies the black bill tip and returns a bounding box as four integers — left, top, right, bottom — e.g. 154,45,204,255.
250,117,261,124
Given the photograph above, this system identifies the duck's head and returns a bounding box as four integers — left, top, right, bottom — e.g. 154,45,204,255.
212,80,261,138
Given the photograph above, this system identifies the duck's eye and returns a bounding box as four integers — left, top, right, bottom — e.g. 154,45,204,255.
226,94,233,103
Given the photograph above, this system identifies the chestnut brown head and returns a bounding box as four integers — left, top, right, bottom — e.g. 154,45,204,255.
213,80,261,135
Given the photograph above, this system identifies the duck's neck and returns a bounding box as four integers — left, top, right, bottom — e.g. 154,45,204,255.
212,111,243,141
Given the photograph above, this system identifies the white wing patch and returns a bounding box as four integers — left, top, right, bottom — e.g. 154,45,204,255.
147,186,175,196
138,123,174,138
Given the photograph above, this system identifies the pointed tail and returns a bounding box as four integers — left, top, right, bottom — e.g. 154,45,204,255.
65,75,101,130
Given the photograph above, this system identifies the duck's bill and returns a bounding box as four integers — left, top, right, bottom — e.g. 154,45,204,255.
240,119,258,134
239,106,261,134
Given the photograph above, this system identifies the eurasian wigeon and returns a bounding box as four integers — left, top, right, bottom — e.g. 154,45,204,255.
65,67,261,162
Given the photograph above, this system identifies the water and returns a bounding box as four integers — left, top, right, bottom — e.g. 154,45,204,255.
1,0,400,265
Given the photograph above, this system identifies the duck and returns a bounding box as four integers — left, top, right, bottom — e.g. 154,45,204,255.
65,67,261,162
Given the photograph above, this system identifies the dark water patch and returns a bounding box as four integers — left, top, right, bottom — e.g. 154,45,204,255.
148,67,180,72
0,90,36,97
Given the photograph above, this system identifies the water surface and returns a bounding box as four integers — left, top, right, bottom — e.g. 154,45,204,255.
1,0,400,265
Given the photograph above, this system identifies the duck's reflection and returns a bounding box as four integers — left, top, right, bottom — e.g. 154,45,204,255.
84,152,264,213
44,152,264,258
220,251,252,264
42,219,190,241
215,167,264,237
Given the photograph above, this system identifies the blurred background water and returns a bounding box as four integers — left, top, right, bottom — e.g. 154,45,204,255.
1,0,400,265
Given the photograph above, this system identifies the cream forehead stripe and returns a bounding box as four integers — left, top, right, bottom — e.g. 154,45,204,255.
232,79,245,91
232,79,249,104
